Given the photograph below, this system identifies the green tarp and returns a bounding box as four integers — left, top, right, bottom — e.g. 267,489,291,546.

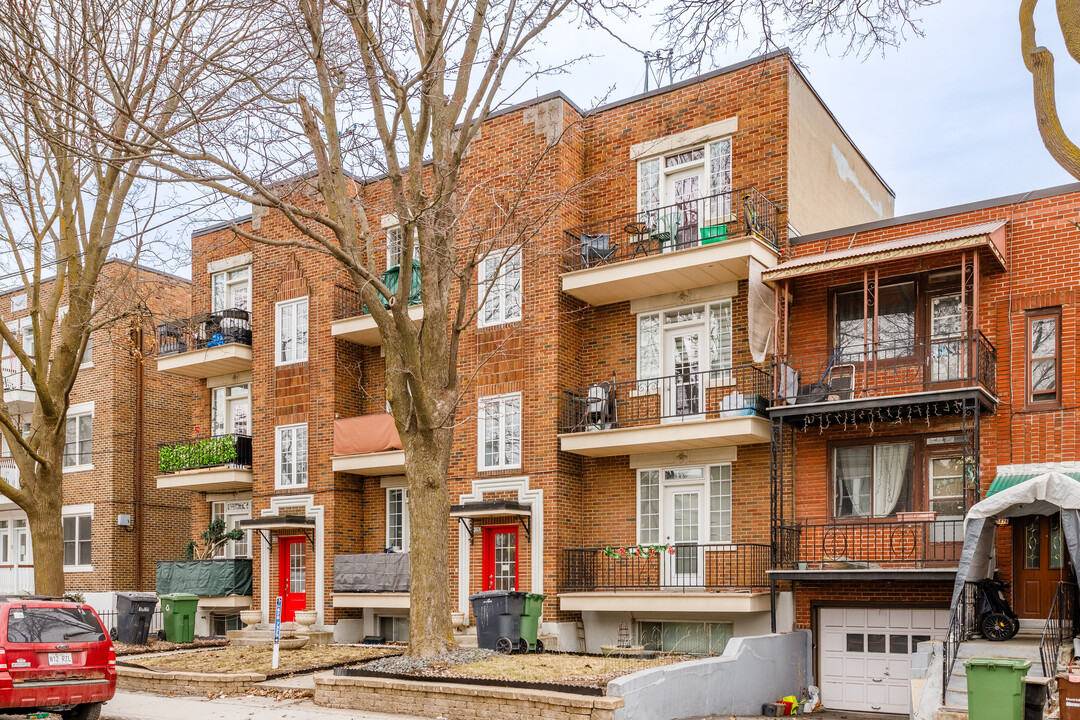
986,471,1080,497
156,559,253,596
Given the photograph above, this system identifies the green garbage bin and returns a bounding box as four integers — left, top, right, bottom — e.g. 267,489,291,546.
964,658,1031,720
520,593,546,653
159,592,200,643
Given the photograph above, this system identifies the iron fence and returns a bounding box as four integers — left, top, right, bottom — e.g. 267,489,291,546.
98,609,164,639
942,581,979,703
563,187,779,272
773,332,996,407
560,365,771,433
560,543,771,592
777,517,965,569
157,309,251,357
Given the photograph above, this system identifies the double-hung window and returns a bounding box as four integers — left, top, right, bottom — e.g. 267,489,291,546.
478,393,521,470
1027,308,1060,408
63,404,93,471
276,298,309,365
478,250,522,328
57,306,92,367
62,513,92,569
275,424,308,489
211,383,251,436
386,487,410,552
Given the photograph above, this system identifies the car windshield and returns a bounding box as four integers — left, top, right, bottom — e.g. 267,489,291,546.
6,607,105,643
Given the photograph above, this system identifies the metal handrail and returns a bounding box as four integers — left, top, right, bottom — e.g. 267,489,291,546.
156,308,252,357
560,364,771,433
563,187,779,272
1040,581,1078,691
942,581,979,704
560,543,772,592
778,518,965,569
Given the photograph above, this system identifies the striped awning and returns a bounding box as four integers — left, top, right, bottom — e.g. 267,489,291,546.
986,470,1080,497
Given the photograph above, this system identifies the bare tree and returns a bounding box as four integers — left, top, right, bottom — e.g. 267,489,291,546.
0,0,266,595
1021,0,1080,180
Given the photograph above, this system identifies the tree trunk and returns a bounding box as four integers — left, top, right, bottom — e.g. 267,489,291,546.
26,459,65,597
401,425,455,657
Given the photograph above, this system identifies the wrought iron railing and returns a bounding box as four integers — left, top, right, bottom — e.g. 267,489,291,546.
942,581,979,703
1040,582,1078,689
560,365,771,433
1,359,32,393
773,331,996,406
563,187,779,272
776,518,965,569
332,263,422,320
560,543,771,592
158,434,253,474
157,309,251,357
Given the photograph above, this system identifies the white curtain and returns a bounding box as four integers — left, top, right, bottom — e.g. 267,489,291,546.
873,443,911,517
836,447,872,517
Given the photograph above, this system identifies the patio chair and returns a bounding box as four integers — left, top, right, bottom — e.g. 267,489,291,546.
585,381,617,429
579,233,617,267
650,211,683,251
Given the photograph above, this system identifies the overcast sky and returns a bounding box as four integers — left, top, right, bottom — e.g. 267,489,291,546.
512,0,1080,218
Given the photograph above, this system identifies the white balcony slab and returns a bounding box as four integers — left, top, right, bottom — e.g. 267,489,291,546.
331,306,424,346
157,344,252,379
332,450,406,476
559,415,770,457
332,592,410,609
156,467,253,492
558,591,769,614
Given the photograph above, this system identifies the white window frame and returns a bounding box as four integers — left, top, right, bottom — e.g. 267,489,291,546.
477,393,522,471
275,298,309,366
63,401,94,473
636,137,733,213
62,503,94,572
58,306,93,368
386,226,420,271
477,249,522,328
275,424,308,489
385,487,410,552
211,500,252,558
211,383,251,437
635,299,733,381
636,463,732,546
211,265,252,313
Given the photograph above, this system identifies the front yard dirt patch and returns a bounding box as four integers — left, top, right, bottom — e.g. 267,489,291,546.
359,650,690,689
131,644,401,677
114,637,229,656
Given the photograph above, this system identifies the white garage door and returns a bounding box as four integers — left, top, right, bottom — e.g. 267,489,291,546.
820,607,949,714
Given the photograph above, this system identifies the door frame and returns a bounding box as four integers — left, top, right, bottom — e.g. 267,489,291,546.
1012,514,1071,620
663,325,705,422
481,524,519,592
926,291,965,388
661,483,705,587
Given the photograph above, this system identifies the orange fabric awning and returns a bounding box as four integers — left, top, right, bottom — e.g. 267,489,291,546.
333,413,403,456
763,220,1008,282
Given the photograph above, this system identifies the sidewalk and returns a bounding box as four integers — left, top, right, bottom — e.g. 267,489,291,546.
89,689,429,720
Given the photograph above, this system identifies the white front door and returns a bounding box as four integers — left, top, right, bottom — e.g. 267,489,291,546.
819,607,950,714
662,485,704,587
663,166,701,250
664,329,704,421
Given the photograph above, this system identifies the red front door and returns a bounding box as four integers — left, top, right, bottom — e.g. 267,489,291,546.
278,537,306,622
482,525,519,591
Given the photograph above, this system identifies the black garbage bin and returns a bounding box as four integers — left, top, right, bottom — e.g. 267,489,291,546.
115,592,158,645
469,590,525,653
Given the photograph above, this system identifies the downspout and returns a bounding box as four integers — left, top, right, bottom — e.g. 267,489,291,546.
132,319,145,591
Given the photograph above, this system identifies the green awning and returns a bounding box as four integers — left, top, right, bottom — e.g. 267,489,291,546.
986,472,1080,497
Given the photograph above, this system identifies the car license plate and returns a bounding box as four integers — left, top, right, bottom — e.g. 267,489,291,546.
48,652,72,666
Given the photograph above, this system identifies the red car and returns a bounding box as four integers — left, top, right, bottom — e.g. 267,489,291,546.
0,597,116,720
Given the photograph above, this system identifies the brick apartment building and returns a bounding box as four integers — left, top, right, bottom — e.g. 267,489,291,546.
158,49,896,651
764,182,1080,713
0,260,194,613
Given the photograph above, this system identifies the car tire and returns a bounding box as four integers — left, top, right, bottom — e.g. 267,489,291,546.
61,702,103,720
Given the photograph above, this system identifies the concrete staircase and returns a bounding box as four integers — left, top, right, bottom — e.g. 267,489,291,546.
941,635,1046,710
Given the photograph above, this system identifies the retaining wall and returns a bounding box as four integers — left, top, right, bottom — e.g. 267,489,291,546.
118,666,267,695
607,631,812,720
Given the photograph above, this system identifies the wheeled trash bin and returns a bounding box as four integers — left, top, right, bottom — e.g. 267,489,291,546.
964,658,1031,720
114,592,158,645
159,592,200,643
520,593,546,653
469,590,526,653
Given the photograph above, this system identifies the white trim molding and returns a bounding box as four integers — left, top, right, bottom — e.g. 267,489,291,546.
629,117,739,160
456,476,543,618
258,495,325,626
206,252,252,275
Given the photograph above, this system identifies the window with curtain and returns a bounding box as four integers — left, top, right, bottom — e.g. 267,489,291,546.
708,301,732,372
638,157,661,212
478,250,522,328
833,442,914,518
63,412,93,469
275,424,308,488
834,282,916,360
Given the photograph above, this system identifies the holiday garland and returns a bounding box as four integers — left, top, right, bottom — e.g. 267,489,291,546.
602,544,675,559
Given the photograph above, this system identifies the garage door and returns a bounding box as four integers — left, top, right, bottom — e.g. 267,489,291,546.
819,607,949,714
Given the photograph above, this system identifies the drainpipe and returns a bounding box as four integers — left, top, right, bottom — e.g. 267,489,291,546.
132,319,145,591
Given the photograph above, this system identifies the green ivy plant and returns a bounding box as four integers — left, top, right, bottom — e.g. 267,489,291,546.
159,435,239,473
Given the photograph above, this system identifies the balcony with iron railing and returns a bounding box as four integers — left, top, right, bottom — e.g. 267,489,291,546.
331,262,423,346
770,332,997,421
561,188,781,306
772,517,965,580
155,433,253,492
156,309,252,379
558,364,772,456
558,543,772,613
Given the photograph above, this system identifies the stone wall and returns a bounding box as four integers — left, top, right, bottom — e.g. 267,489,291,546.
314,673,624,720
117,666,266,696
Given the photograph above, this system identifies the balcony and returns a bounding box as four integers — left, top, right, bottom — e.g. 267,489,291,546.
561,188,780,306
331,264,423,346
771,517,964,581
332,414,405,475
2,362,35,414
558,543,771,613
770,332,997,421
156,558,253,597
155,433,253,492
0,457,19,494
156,309,252,379
558,365,772,457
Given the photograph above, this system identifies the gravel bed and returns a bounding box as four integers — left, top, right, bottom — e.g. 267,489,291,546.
359,648,499,675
